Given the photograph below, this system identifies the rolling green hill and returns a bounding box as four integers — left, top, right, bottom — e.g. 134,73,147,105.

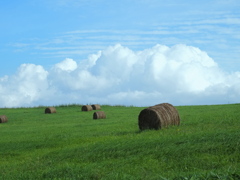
0,104,239,179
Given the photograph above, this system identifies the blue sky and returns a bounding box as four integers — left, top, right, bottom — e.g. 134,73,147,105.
0,0,240,107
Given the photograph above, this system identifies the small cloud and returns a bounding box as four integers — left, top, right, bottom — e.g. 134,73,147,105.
10,43,30,48
53,58,78,72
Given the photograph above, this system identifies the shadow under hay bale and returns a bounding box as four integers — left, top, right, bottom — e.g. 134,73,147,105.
82,105,93,111
0,115,8,123
91,104,101,110
93,111,106,119
138,103,180,130
45,107,56,114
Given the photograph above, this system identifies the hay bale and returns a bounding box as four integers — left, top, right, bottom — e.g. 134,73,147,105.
91,104,101,110
0,115,8,123
93,111,106,119
82,105,93,111
138,103,180,130
45,107,56,114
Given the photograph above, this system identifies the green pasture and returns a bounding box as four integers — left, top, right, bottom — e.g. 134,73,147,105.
0,104,239,179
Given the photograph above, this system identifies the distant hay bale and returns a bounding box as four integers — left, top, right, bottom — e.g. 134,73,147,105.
93,111,106,119
0,115,8,123
91,104,101,110
45,107,56,114
138,103,180,130
82,105,93,111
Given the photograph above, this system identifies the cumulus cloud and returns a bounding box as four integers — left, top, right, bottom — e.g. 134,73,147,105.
0,64,51,107
53,58,77,72
0,44,240,107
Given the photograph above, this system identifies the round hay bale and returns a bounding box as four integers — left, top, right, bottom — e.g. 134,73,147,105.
82,105,93,111
91,104,101,110
138,103,180,130
45,107,56,114
93,111,106,119
0,115,8,123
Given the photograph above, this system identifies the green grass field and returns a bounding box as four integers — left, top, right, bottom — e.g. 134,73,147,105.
0,104,239,180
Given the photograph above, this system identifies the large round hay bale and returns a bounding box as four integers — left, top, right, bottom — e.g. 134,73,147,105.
82,105,93,111
45,107,56,114
0,115,8,123
138,103,180,130
93,111,106,119
91,104,101,110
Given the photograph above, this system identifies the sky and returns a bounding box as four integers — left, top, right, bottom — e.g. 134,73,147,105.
0,0,240,107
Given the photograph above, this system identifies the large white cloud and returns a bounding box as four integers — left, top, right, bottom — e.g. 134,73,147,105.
0,64,51,107
0,44,240,107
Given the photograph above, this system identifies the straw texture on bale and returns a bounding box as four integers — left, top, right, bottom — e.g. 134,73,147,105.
91,104,101,110
138,103,180,130
82,105,93,111
45,107,56,114
0,115,8,123
93,111,106,119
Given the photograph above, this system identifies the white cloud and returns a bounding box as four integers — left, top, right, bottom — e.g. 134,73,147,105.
53,58,77,72
0,64,51,107
1,44,240,107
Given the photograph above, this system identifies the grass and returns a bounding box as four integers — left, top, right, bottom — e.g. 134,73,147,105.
0,104,239,179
